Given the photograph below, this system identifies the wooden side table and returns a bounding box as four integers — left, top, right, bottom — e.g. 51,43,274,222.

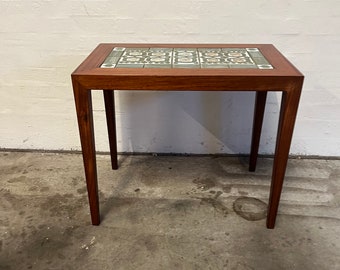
71,44,303,228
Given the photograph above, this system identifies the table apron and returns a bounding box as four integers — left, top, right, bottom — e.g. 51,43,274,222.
74,75,301,91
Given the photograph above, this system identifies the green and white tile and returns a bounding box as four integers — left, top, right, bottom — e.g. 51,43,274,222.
101,47,273,69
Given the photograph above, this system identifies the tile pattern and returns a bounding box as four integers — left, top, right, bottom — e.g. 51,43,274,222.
101,47,273,69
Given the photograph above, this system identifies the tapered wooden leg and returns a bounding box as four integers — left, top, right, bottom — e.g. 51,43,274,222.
103,90,118,170
249,91,267,171
72,79,100,225
267,83,302,229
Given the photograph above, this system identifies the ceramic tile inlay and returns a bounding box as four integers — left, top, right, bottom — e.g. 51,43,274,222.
101,47,273,69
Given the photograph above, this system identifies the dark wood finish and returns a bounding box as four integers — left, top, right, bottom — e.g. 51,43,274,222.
72,78,100,225
103,90,118,170
249,91,267,172
71,43,304,228
267,82,303,228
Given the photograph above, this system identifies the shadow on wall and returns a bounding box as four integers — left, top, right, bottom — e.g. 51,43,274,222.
116,91,280,155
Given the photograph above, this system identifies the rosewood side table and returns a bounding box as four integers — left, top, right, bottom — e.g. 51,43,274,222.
71,43,304,229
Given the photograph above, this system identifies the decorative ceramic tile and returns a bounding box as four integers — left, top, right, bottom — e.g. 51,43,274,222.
101,47,273,69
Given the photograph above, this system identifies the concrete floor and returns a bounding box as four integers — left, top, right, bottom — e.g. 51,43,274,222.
0,151,339,270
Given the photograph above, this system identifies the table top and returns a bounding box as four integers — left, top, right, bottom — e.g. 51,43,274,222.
101,47,273,69
72,43,303,91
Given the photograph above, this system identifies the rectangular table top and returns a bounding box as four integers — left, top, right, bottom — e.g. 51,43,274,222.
72,43,303,91
101,47,273,69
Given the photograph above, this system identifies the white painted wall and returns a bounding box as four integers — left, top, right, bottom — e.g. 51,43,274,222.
1,0,340,156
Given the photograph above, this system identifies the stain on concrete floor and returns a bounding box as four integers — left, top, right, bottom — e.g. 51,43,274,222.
233,197,267,221
0,152,340,269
